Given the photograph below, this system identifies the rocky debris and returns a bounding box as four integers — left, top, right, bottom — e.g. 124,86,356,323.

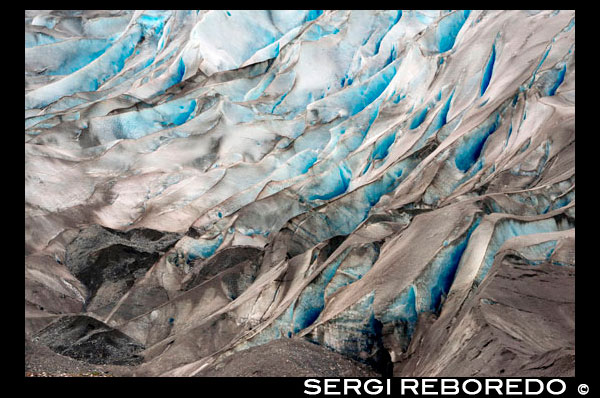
197,337,380,377
64,225,181,315
31,315,145,366
25,10,575,377
25,371,113,377
25,336,128,376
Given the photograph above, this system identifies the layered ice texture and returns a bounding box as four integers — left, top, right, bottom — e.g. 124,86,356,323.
25,10,575,376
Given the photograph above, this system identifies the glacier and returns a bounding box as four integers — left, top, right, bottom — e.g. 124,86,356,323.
25,10,575,377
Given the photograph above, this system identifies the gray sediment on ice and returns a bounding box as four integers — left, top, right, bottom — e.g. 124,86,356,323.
25,10,575,377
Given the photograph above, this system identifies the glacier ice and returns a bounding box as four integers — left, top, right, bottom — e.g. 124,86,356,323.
25,9,575,377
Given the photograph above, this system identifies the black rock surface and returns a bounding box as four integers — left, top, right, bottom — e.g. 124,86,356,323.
32,315,145,366
64,225,181,313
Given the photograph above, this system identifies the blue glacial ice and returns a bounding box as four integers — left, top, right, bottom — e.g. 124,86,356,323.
25,10,575,377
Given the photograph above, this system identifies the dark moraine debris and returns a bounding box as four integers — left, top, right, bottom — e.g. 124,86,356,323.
64,225,182,310
24,10,575,377
196,337,380,377
32,315,145,366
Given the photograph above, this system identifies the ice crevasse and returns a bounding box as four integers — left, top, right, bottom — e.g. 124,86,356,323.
25,10,575,377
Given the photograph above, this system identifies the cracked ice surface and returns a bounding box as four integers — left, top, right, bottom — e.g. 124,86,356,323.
25,10,574,377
